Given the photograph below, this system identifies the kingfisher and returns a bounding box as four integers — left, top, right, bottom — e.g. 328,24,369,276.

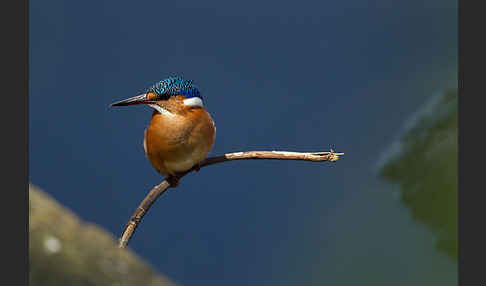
110,77,216,185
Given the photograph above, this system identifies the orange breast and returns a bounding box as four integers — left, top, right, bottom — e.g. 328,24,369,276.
144,108,216,177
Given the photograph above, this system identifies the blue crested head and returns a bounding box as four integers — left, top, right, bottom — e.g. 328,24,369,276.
146,77,202,100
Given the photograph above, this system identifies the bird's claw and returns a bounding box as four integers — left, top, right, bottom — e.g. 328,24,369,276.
166,175,180,187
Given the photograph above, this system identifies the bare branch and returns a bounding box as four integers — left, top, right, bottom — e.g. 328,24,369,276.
119,149,343,248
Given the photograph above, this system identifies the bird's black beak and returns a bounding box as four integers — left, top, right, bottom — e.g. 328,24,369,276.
109,93,153,107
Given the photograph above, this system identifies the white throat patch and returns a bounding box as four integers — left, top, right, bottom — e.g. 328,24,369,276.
148,104,175,117
183,97,204,107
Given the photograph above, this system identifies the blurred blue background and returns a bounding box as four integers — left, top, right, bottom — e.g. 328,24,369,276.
30,0,457,285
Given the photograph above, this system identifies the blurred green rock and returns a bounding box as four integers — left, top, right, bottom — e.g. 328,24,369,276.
29,184,177,286
379,89,458,261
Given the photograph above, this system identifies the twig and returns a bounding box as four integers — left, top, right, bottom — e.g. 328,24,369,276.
118,150,343,248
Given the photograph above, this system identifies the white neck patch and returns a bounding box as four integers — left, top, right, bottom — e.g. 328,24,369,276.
183,97,204,107
148,104,175,117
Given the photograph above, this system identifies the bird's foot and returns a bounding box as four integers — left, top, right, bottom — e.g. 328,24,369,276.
194,163,201,172
166,175,180,187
